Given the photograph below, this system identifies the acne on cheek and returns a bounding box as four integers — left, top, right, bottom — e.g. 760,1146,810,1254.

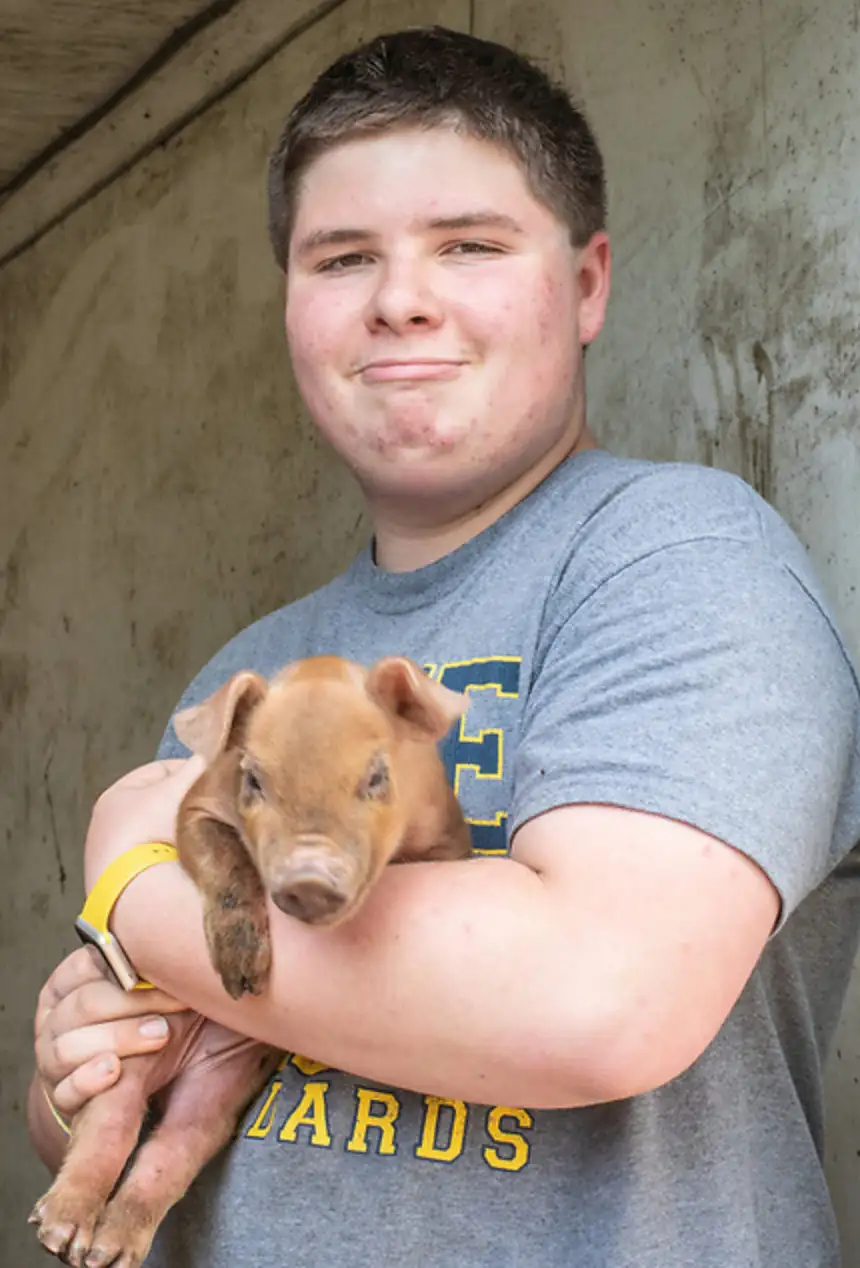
514,286,575,365
534,276,573,339
289,331,346,417
461,423,487,467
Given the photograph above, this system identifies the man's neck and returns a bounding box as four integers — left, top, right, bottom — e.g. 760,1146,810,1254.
370,425,598,573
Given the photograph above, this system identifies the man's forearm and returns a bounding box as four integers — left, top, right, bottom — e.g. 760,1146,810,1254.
111,853,615,1109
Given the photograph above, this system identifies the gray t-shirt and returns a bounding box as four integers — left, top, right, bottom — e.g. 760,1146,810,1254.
150,449,860,1268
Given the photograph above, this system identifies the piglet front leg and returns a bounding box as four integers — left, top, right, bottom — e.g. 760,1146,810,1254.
177,759,272,999
183,818,271,1000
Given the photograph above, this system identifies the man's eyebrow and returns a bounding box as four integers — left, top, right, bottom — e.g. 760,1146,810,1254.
293,227,375,258
293,212,525,259
422,211,525,235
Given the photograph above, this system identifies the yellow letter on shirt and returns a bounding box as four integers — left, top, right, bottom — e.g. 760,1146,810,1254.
279,1082,332,1148
415,1096,468,1163
346,1089,401,1156
483,1106,532,1172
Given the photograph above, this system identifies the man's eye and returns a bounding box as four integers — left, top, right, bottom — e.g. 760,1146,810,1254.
317,252,371,273
446,240,503,257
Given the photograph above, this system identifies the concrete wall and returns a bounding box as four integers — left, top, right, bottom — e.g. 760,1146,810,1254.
1,0,858,1262
475,0,860,1251
0,1,468,1258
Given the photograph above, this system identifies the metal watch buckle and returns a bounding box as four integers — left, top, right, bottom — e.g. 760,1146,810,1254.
74,917,142,992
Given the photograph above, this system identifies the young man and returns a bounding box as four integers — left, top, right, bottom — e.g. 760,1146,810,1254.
29,25,860,1268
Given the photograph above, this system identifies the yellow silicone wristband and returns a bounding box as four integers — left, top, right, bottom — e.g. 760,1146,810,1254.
80,842,179,933
42,1084,71,1137
78,842,179,990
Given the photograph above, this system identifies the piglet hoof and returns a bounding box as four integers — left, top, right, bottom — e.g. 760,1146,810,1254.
84,1194,157,1268
204,905,272,999
29,1185,102,1265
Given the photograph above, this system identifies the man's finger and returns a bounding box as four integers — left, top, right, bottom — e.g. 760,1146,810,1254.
101,756,205,796
35,946,108,1035
62,978,187,1034
85,754,207,868
52,1052,122,1117
36,949,185,1039
44,1013,174,1099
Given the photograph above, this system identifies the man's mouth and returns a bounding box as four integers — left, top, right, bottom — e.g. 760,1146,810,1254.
357,359,465,383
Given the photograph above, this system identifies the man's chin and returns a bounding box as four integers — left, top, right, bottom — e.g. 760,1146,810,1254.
370,430,463,463
357,446,471,500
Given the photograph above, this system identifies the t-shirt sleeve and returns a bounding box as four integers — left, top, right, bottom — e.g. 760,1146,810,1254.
156,717,187,761
509,531,860,930
156,671,208,760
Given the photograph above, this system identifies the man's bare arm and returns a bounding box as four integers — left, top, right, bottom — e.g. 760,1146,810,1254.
90,764,779,1108
27,1074,74,1174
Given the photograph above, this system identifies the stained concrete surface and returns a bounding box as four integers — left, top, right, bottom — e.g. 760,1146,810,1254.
478,0,860,1253
0,0,212,187
0,1,468,1260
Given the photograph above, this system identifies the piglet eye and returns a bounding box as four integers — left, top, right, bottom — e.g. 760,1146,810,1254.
243,768,263,797
359,752,391,801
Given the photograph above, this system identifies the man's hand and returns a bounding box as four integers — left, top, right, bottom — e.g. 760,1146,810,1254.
30,943,268,1178
30,753,216,1171
84,756,205,891
34,946,188,1119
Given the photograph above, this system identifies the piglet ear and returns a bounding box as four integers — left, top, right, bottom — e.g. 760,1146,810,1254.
173,671,268,763
366,657,468,742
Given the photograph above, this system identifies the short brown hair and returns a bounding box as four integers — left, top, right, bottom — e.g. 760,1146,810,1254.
267,25,607,270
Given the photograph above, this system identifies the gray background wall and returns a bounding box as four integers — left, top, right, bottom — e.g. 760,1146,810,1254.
2,0,858,1262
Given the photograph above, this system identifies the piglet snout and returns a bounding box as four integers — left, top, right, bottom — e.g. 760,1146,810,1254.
268,839,362,926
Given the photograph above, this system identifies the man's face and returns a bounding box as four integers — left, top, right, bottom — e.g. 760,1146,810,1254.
285,126,609,517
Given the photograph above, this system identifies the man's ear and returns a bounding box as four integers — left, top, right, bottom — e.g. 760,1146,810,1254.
174,671,268,763
366,656,468,742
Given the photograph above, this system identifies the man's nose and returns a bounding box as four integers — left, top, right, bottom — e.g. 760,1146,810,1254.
366,257,444,333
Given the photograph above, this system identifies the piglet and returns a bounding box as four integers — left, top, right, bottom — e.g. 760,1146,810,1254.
31,655,471,1268
174,653,472,996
